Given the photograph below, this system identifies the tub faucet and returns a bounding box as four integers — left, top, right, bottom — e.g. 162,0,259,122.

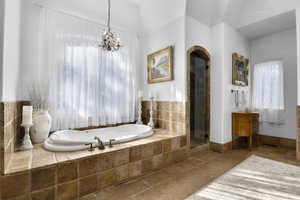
94,137,105,150
85,143,95,152
109,139,116,148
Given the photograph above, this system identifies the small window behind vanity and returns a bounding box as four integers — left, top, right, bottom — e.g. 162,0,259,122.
252,61,284,124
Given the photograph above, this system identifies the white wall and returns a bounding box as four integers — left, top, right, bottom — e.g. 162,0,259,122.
0,0,5,100
251,29,297,139
185,16,227,143
186,16,211,51
142,15,250,144
18,0,41,99
209,23,250,144
297,9,300,105
185,20,250,144
2,0,298,143
1,0,22,101
223,23,251,143
210,23,225,144
140,17,185,101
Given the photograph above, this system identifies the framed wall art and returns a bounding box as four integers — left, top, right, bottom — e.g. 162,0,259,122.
232,53,249,86
147,46,173,84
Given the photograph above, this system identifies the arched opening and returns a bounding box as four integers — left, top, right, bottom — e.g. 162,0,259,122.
187,46,210,149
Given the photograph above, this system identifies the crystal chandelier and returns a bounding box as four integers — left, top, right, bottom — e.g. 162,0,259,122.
100,0,122,51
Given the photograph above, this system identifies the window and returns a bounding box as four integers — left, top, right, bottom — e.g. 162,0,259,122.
30,8,138,131
252,61,284,124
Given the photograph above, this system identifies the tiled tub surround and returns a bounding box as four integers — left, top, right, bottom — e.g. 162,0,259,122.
142,101,186,134
0,101,30,174
0,129,187,200
297,106,300,160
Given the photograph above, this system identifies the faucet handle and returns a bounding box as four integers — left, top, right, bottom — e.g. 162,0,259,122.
109,139,116,148
95,137,105,150
85,143,95,152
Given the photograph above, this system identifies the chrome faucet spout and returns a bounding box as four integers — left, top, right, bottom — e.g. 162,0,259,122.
109,139,116,148
94,136,105,150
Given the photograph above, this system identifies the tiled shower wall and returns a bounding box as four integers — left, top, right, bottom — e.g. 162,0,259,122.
142,101,186,134
297,107,300,160
0,101,30,174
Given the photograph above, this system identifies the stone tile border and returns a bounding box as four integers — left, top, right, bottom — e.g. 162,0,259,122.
0,100,188,199
142,101,186,134
0,101,30,174
5,129,183,175
209,141,232,153
0,134,187,200
1,100,188,174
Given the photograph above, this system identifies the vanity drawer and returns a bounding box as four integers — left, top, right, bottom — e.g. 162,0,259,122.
232,113,258,136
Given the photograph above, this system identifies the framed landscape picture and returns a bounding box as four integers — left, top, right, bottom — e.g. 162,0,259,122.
147,46,173,84
232,53,249,86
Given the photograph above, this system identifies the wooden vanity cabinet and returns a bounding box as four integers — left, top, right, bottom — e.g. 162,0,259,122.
232,112,259,149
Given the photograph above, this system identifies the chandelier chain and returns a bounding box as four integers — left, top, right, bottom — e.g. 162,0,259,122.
107,0,111,31
100,0,122,51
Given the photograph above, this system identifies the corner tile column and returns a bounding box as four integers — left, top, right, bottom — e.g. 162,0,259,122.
0,101,30,174
141,101,186,135
297,106,300,161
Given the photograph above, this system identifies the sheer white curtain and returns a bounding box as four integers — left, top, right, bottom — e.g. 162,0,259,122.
34,8,137,130
252,61,284,124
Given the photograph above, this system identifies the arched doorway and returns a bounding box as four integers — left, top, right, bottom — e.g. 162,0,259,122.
187,46,210,149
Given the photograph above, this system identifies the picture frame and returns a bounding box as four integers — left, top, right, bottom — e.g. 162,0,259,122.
232,53,249,86
147,46,173,84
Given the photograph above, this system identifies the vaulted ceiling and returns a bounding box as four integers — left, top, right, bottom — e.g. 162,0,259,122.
33,0,186,35
186,0,246,27
187,0,298,39
34,0,299,38
33,0,141,32
128,0,185,35
187,0,299,29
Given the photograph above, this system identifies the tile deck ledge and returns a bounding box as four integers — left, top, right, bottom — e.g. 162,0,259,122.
5,129,185,175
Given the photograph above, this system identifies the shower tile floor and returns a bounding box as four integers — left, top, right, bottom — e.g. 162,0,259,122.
83,145,299,200
190,137,209,148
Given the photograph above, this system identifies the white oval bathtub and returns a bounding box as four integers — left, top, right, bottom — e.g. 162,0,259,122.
43,124,153,152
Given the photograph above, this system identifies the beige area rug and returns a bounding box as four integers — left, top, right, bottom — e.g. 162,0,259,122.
186,155,300,200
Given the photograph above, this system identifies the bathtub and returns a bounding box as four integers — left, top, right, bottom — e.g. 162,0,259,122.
43,124,153,152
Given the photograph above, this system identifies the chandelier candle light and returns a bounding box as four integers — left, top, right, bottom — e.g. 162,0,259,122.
137,91,143,124
20,106,34,151
148,92,155,128
100,0,122,51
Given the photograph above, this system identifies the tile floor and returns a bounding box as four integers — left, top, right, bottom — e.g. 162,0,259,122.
84,145,299,200
190,137,209,149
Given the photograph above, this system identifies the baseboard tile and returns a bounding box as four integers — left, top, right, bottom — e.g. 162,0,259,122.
258,134,296,149
209,141,232,153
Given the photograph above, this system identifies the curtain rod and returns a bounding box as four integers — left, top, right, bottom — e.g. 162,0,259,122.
32,2,127,32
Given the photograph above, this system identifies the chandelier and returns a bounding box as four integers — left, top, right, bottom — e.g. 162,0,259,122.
100,0,122,51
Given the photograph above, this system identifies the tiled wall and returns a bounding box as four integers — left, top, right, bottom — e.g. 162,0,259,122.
142,101,186,134
0,101,30,174
297,106,300,160
0,136,187,200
